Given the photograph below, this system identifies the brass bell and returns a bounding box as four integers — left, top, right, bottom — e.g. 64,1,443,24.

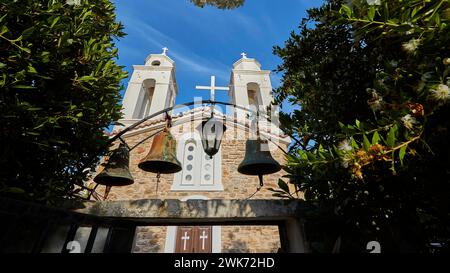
94,143,134,186
238,139,281,186
138,128,182,174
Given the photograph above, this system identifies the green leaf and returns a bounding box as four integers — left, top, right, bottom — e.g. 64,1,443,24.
22,26,35,39
0,25,8,36
433,13,440,26
27,107,43,111
363,134,371,151
12,85,37,89
368,6,376,21
278,179,290,194
79,75,96,82
351,137,359,149
355,119,361,129
340,5,352,18
411,7,419,18
386,125,397,148
4,187,26,194
372,131,381,144
383,1,389,20
16,44,30,53
27,65,37,74
50,16,60,29
399,145,407,166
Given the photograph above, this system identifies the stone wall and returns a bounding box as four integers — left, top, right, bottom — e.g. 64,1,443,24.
97,123,291,201
93,119,293,253
132,226,280,253
221,226,280,253
133,227,166,253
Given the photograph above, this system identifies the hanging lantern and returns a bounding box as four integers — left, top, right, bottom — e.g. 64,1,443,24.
93,143,134,186
138,128,182,174
238,138,281,186
201,116,226,158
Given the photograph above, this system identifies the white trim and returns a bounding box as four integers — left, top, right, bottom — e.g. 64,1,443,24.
231,70,270,75
232,58,262,70
171,132,224,192
211,226,222,253
164,226,177,253
164,196,222,253
144,53,175,65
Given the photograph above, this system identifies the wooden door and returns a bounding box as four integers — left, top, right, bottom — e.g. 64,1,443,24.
175,226,212,253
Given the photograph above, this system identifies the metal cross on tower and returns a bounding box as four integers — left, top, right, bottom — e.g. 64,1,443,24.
195,76,229,102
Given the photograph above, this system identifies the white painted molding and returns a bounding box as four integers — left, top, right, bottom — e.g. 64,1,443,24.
164,195,222,253
171,132,224,192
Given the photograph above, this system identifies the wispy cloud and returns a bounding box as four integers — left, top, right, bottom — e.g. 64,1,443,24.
119,15,230,81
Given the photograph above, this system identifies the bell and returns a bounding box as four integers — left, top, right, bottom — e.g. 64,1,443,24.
238,139,281,186
94,143,134,186
138,128,182,174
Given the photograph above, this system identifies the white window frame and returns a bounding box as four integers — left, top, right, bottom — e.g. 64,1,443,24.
171,132,223,191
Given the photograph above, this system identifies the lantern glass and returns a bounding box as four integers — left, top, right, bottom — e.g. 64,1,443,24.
201,117,226,158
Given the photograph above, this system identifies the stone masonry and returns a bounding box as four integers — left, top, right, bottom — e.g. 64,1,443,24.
93,115,294,253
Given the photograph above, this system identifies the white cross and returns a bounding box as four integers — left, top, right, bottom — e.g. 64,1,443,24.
162,47,169,55
199,230,208,250
196,76,229,102
241,52,247,59
181,231,190,251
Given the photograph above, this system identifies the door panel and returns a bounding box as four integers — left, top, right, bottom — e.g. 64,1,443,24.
175,226,212,253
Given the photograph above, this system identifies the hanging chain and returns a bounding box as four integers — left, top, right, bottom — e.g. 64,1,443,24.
103,185,112,201
165,112,172,128
155,173,161,194
245,184,263,201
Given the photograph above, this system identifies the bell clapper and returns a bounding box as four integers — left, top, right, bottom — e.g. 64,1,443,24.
258,174,264,187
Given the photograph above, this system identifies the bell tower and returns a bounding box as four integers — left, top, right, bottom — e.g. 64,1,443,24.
119,48,178,127
229,53,274,112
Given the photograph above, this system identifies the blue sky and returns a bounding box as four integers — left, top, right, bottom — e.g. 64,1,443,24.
114,0,322,107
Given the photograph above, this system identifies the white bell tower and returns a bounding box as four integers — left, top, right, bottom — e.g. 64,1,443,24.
119,48,178,127
229,53,274,111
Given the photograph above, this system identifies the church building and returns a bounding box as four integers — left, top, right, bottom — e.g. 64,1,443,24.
94,49,292,253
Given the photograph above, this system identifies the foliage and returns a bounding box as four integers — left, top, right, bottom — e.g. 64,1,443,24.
189,0,245,9
0,0,127,204
273,0,450,252
273,0,375,147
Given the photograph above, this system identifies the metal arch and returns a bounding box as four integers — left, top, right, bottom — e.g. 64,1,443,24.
106,100,303,151
128,116,290,154
80,100,302,200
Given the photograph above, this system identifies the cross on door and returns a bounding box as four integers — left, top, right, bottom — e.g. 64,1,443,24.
199,230,208,250
196,76,229,102
181,231,190,251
